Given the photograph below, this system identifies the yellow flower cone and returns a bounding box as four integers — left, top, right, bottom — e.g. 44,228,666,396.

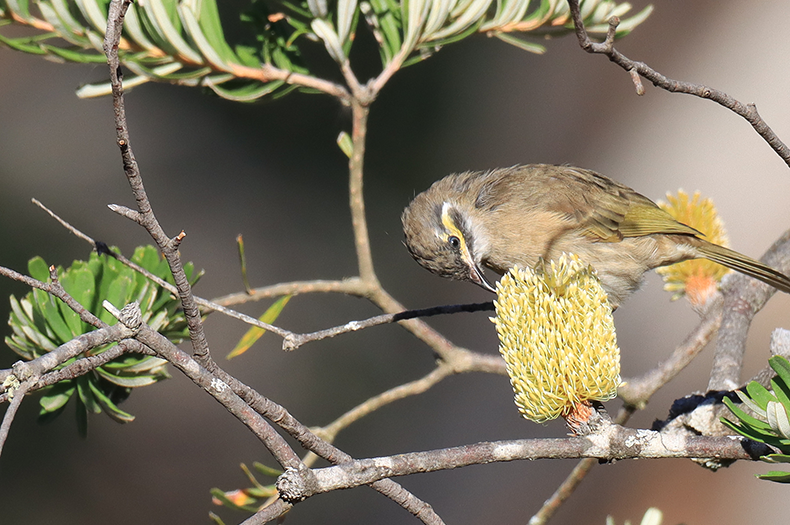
656,190,731,307
493,253,621,424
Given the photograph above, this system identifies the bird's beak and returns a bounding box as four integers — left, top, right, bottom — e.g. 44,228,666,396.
469,263,496,293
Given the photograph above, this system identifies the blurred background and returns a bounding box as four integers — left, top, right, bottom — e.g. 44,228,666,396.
2,1,790,523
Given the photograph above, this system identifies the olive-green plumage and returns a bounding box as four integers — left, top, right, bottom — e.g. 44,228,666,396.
401,164,790,308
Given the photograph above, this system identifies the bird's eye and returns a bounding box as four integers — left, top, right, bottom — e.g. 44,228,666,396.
448,235,461,249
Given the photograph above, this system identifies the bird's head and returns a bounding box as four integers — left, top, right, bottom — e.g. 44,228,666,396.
402,192,495,293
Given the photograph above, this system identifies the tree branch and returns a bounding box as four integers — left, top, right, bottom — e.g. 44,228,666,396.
0,377,34,457
566,0,790,168
276,426,767,501
618,294,722,406
103,0,211,360
709,228,790,390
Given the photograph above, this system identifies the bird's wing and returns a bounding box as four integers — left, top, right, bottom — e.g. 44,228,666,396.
554,167,702,242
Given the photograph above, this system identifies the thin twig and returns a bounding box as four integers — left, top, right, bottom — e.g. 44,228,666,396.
283,302,493,350
31,199,293,339
32,198,94,244
0,264,104,331
212,278,366,306
0,378,34,457
239,498,294,525
1,316,139,388
566,0,790,167
301,365,454,468
348,100,377,284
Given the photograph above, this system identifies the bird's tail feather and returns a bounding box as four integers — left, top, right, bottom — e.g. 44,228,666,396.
696,243,790,295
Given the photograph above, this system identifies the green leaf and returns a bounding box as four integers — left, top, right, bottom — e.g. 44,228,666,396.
757,471,790,483
236,234,252,294
180,0,236,71
336,131,354,158
46,45,106,63
39,381,76,413
770,355,790,387
104,275,134,322
720,417,775,445
722,397,772,431
763,454,790,464
767,401,790,439
186,0,239,65
96,367,163,388
74,0,108,33
208,512,228,525
5,0,35,22
206,78,285,102
746,381,777,411
89,379,135,423
76,376,102,414
771,376,790,417
253,462,284,477
227,296,291,359
27,256,50,282
31,288,73,344
143,0,203,64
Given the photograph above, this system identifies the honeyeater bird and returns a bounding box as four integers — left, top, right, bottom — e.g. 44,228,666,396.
401,164,790,308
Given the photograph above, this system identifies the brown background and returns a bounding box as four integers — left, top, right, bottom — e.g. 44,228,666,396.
2,1,790,523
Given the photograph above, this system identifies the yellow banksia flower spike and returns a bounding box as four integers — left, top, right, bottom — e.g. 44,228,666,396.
492,253,621,424
656,190,731,307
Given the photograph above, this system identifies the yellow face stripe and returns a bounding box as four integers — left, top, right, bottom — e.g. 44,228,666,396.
440,203,474,264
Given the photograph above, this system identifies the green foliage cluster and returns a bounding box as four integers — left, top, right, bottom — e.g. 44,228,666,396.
0,0,652,101
5,245,202,435
723,355,790,482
